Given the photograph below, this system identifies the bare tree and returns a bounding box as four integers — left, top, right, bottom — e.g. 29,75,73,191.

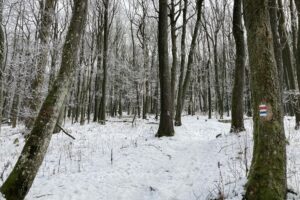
24,0,57,130
175,0,204,126
230,0,245,133
156,0,174,137
0,0,88,199
98,0,117,124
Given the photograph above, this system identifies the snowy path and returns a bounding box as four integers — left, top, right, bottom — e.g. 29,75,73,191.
1,116,300,200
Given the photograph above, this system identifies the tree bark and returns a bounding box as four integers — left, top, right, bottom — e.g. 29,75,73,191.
181,0,204,114
278,0,296,90
156,0,174,137
243,0,287,199
230,0,245,133
0,1,87,199
175,0,203,126
99,0,109,124
269,0,284,97
170,0,179,118
0,0,4,134
294,0,300,129
174,0,187,126
25,0,57,130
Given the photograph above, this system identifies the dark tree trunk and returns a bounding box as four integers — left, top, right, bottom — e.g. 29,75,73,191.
243,0,287,199
156,0,174,137
290,0,297,58
181,0,203,111
245,67,252,117
175,0,203,126
230,0,245,133
99,0,109,124
294,0,300,129
0,1,87,199
93,9,103,122
174,0,187,126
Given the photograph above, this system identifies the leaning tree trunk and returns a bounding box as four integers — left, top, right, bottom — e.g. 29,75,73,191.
175,0,203,126
181,0,204,118
156,0,174,137
230,0,245,133
0,0,4,135
0,1,87,199
25,0,57,130
243,0,287,199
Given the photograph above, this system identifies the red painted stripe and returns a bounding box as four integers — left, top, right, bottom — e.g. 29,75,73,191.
259,106,267,110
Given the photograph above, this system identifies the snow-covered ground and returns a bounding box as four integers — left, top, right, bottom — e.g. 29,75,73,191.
0,116,300,200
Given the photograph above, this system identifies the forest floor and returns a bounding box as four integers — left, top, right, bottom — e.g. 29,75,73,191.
1,115,300,200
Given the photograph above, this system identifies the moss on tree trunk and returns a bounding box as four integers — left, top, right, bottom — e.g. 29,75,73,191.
0,1,88,199
243,0,287,199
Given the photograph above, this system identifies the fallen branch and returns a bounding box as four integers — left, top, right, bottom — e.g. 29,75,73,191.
56,124,75,140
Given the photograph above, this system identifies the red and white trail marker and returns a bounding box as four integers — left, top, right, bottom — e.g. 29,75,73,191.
259,104,267,117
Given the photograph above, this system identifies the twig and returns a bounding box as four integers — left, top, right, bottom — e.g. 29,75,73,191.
56,124,75,140
218,143,236,153
34,194,53,199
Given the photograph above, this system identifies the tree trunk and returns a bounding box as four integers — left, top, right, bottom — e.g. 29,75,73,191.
269,0,284,98
243,0,287,199
48,13,58,91
10,51,23,128
93,7,103,122
0,1,87,199
25,0,57,130
170,0,179,117
0,0,4,134
294,0,300,129
277,0,298,120
181,0,203,112
174,0,187,126
156,0,174,137
290,0,297,58
213,34,223,119
230,0,245,133
175,0,203,126
278,0,296,91
99,0,109,124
